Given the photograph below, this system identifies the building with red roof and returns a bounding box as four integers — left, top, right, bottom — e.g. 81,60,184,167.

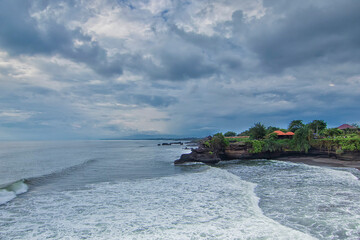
273,130,294,138
337,124,356,130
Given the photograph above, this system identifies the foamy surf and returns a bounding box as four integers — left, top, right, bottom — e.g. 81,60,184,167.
0,167,316,239
0,180,28,205
224,160,360,240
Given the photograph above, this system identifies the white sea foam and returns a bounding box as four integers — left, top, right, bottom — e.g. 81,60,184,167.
0,180,28,205
226,160,360,240
0,189,16,205
0,167,316,240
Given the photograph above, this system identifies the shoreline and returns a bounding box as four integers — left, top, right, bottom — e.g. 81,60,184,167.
273,156,360,171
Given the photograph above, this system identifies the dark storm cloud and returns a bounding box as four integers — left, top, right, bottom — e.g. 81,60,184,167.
155,50,217,81
124,46,217,81
130,94,178,107
249,0,360,71
170,25,243,71
0,0,122,76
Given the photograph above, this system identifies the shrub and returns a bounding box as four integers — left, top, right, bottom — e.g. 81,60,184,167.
209,133,229,153
224,131,237,137
265,132,278,140
263,139,291,152
249,140,264,153
320,128,342,138
310,137,360,152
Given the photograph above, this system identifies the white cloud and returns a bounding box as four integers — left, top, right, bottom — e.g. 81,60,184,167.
0,53,74,91
0,110,36,122
172,0,265,36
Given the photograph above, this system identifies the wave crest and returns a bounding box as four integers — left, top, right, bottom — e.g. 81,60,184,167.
0,180,28,205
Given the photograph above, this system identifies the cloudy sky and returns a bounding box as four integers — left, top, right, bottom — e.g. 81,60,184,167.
0,0,359,140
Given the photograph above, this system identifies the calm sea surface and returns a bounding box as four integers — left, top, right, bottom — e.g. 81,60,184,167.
0,140,359,239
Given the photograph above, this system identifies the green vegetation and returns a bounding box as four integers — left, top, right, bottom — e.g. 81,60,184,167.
288,120,304,133
320,128,342,138
245,139,291,153
204,133,229,153
216,119,360,155
308,120,327,134
224,131,237,137
248,140,264,153
311,137,360,153
249,122,266,140
292,126,312,153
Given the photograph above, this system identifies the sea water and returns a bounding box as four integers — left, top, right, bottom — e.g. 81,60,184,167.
0,141,359,239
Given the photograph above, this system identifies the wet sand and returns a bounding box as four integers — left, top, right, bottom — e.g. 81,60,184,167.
275,156,360,170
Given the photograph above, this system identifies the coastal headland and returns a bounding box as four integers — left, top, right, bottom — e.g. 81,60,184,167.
176,139,360,170
175,120,360,170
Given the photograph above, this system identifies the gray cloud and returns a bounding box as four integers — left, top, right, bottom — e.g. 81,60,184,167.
0,0,123,77
249,0,360,71
130,94,178,107
0,0,359,139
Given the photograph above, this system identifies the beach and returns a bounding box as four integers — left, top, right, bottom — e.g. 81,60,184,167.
276,156,360,170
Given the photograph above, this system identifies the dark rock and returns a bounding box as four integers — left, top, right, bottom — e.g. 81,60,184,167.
174,151,221,164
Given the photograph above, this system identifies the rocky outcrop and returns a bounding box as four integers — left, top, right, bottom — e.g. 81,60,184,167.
174,150,221,164
174,136,223,164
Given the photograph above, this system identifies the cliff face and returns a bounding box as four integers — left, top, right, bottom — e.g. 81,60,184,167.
175,141,360,164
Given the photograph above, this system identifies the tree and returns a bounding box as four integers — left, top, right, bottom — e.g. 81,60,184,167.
308,120,327,134
320,128,342,138
249,122,266,140
224,131,236,137
288,120,304,133
292,126,312,153
238,130,250,136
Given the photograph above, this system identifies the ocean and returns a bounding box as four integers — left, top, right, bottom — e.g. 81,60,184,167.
0,140,359,239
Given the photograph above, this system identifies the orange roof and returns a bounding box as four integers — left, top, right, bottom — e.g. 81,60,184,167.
273,130,286,135
273,131,294,136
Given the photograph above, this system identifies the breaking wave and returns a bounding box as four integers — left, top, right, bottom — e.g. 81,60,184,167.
0,158,98,205
0,180,28,205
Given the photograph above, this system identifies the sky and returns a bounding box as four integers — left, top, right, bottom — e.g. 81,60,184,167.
0,0,359,140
